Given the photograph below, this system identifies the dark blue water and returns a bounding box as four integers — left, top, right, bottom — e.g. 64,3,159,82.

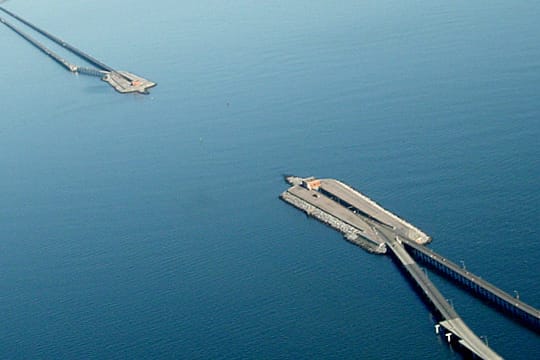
1,0,538,358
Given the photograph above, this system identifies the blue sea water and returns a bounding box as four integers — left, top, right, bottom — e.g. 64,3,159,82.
0,0,539,358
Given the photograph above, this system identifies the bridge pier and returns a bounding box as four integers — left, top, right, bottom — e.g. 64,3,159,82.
403,240,540,333
445,333,452,343
280,176,530,358
382,231,502,359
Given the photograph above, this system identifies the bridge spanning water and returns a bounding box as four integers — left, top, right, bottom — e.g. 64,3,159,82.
282,176,540,359
378,227,503,359
401,237,540,332
0,6,156,94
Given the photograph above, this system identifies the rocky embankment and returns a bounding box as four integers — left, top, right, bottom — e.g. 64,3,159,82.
280,191,386,254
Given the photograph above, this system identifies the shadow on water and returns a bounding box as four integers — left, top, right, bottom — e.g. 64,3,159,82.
82,84,108,94
406,247,540,335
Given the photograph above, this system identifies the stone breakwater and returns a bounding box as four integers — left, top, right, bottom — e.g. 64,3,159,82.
280,191,386,254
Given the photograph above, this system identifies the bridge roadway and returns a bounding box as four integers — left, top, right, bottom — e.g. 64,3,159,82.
401,237,540,332
282,177,540,357
0,15,77,72
0,5,114,72
376,227,504,360
0,5,156,94
0,15,108,77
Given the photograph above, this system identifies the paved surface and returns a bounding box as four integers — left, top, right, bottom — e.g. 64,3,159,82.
282,177,507,359
0,5,156,94
402,236,540,330
0,6,114,72
319,179,431,243
378,227,458,320
103,71,157,94
378,227,503,360
287,185,384,246
0,15,77,72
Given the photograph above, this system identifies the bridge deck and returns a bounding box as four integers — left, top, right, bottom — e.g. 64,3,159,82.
379,228,503,359
0,5,156,94
401,237,540,331
281,176,520,359
0,5,113,72
0,16,77,72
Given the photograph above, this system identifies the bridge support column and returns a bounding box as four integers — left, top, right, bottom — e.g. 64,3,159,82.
445,333,452,343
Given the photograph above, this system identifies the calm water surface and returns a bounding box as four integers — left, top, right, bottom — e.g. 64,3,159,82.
0,0,539,358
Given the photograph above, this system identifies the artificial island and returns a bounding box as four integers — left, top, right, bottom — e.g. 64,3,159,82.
0,6,156,94
281,175,540,360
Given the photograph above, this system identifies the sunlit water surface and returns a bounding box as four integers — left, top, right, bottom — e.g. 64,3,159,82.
0,0,538,358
